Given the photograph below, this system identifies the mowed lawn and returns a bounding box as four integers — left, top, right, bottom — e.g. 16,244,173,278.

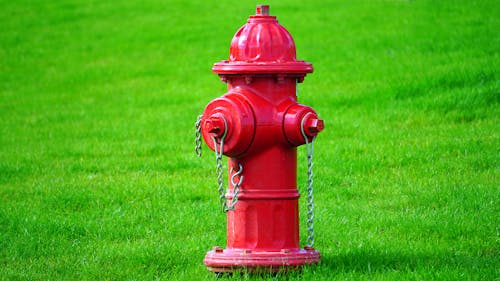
1,0,498,280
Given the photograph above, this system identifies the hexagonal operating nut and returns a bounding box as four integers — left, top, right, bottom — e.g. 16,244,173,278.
256,4,270,15
204,114,226,138
304,116,324,137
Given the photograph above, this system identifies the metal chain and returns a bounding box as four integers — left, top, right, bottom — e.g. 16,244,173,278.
195,115,203,157
210,116,242,213
228,163,243,211
212,135,227,212
301,113,316,247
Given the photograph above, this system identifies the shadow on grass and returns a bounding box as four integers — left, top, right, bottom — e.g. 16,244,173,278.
320,248,495,275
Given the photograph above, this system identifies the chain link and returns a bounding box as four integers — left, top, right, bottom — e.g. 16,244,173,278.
301,113,316,248
195,115,203,157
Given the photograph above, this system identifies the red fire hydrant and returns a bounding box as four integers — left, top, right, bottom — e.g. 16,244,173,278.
195,5,324,273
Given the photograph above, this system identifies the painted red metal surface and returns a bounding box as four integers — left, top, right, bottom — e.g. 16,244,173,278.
201,5,323,272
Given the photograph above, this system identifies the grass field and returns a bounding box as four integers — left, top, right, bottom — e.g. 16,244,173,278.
1,0,499,280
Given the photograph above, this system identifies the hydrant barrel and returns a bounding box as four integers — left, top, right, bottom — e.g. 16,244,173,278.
201,5,323,273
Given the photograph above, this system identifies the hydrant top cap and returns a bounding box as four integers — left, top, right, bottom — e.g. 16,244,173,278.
212,5,313,76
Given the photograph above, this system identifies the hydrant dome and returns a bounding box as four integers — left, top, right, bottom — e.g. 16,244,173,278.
229,17,296,63
212,5,313,76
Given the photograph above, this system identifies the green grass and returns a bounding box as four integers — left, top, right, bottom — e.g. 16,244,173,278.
1,0,498,280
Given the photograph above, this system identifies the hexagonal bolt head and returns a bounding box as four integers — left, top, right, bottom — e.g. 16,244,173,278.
213,246,224,253
305,117,325,136
256,4,270,15
204,115,226,138
304,246,316,251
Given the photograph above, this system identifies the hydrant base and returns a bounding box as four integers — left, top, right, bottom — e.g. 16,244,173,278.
204,247,320,273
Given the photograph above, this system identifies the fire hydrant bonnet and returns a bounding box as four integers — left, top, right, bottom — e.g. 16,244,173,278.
212,5,313,76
